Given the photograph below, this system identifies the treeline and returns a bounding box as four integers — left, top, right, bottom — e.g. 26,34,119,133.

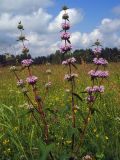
0,47,120,66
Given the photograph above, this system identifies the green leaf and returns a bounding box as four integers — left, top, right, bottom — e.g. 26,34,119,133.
72,92,83,101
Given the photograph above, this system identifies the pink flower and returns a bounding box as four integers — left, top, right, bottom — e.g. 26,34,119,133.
88,70,109,78
62,57,76,65
62,23,70,30
85,85,105,93
21,59,33,67
17,79,25,87
26,76,38,85
61,32,70,40
93,48,102,54
93,58,108,65
60,45,72,53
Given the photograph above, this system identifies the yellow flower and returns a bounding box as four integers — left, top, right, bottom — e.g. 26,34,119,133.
7,148,11,153
14,126,19,131
93,128,97,133
66,140,72,144
3,139,9,145
105,136,109,140
96,134,99,138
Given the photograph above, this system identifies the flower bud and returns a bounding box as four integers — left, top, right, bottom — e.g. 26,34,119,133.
62,13,69,20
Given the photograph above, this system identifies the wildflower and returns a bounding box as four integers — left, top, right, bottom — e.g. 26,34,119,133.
82,155,93,160
105,136,109,140
26,76,38,85
62,57,76,65
93,58,108,65
93,47,102,54
62,23,70,30
21,59,33,67
93,128,97,133
64,73,78,81
17,79,25,87
61,32,70,40
85,85,105,93
96,134,99,138
46,69,51,74
88,70,109,78
66,140,72,144
87,95,95,103
60,45,72,53
10,66,17,71
45,82,51,88
3,139,9,145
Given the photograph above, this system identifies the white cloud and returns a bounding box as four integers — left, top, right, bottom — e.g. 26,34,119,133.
70,17,120,50
0,2,120,57
0,9,52,33
100,18,120,33
48,8,84,32
0,0,53,13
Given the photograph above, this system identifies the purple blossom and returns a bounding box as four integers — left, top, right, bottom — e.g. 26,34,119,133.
26,76,38,85
62,23,70,30
61,32,70,40
62,57,76,65
17,79,24,87
87,95,95,103
88,70,109,78
64,73,78,81
60,45,72,53
21,59,33,67
93,58,108,65
85,85,105,93
93,47,102,54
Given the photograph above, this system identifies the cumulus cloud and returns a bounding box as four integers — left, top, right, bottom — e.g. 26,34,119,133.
0,7,83,57
0,9,52,33
0,1,120,57
0,0,53,14
71,18,120,50
48,8,84,32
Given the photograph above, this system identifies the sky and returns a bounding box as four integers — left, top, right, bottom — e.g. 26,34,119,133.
0,0,120,57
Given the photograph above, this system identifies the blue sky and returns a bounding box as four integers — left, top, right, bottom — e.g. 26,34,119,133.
0,0,120,57
50,0,120,32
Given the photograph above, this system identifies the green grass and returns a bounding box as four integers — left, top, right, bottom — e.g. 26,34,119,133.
0,63,120,160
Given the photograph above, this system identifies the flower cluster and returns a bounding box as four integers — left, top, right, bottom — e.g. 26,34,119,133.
62,23,70,30
82,155,93,160
17,79,25,87
62,57,76,65
93,58,108,65
26,76,38,85
64,73,78,81
21,59,33,67
85,85,104,93
93,47,102,54
60,45,72,53
86,40,109,103
61,32,70,40
88,70,109,78
60,7,72,53
45,82,52,88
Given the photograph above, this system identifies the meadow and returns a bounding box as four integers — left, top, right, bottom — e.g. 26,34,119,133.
0,63,120,160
